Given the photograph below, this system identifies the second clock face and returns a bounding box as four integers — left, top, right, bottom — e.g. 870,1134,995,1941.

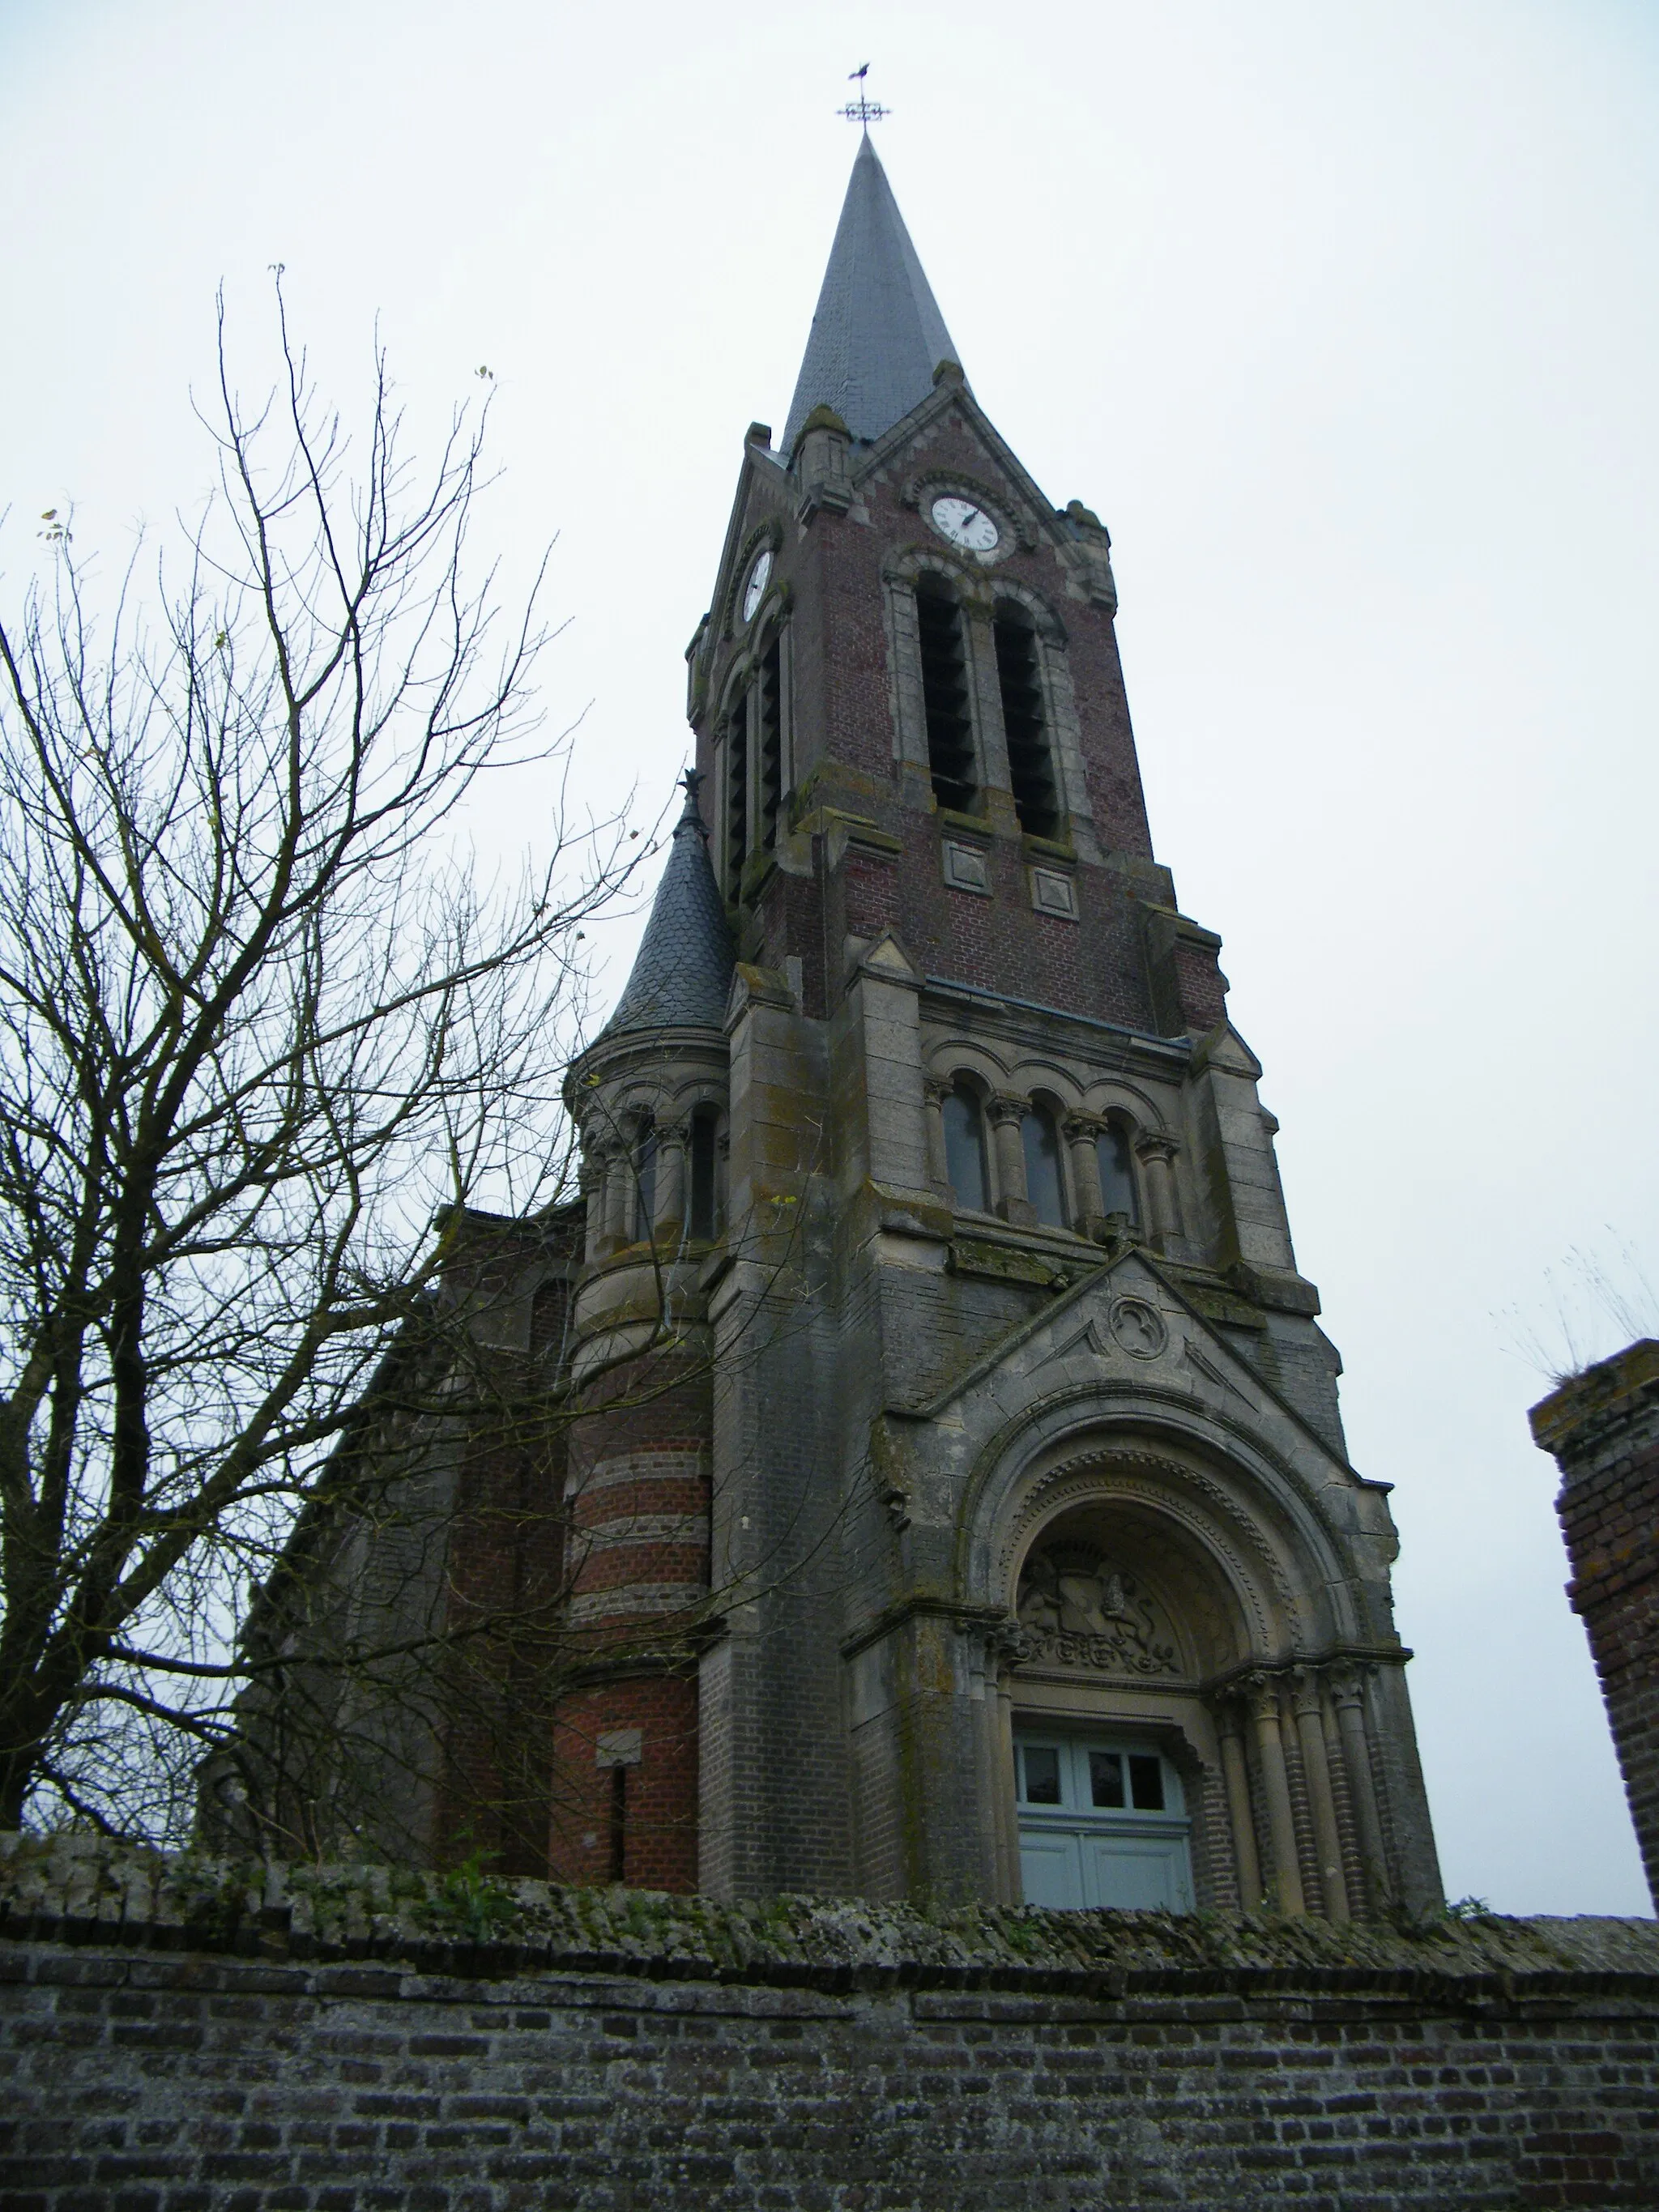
742,548,774,623
931,495,1000,554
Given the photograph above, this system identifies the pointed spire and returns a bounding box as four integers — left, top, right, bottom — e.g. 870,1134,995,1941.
781,136,959,458
599,772,734,1040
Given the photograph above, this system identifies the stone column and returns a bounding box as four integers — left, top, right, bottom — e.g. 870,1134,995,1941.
1133,1131,1181,1250
923,1076,949,1194
1062,1112,1104,1233
1292,1668,1350,1921
1215,1700,1263,1910
654,1117,690,1241
1247,1673,1305,1916
957,1621,1019,1906
579,1151,605,1265
965,606,1012,811
600,1138,633,1255
988,1094,1034,1225
1329,1664,1392,1913
991,1626,1026,1906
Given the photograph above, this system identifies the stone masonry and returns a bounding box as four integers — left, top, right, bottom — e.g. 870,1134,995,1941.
2,1839,1658,2211
1531,1340,1659,1912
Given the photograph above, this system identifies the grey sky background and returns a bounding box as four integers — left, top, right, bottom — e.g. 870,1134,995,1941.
2,0,1655,1914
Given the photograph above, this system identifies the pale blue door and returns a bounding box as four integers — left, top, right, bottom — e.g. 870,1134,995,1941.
1014,1736,1194,1911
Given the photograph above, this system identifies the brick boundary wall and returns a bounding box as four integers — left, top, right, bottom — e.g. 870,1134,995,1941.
2,1837,1657,2211
1531,1340,1659,1912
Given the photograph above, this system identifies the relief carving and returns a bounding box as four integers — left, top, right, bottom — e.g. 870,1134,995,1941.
1014,1539,1179,1677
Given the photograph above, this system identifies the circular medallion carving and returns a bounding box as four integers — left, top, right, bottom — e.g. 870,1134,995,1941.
1108,1296,1167,1359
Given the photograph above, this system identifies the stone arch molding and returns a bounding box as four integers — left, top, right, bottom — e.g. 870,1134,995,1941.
955,1386,1372,1660
998,1447,1289,1677
929,1268,1383,1664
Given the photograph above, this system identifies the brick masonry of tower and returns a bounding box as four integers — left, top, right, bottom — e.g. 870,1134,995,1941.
1531,1340,1659,1912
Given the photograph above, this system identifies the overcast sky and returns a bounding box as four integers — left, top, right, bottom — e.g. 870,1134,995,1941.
3,0,1656,1915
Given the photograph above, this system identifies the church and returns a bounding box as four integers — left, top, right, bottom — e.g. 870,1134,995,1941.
212,132,1443,1922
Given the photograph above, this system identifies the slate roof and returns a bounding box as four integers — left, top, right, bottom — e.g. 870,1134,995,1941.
598,775,733,1040
780,135,959,458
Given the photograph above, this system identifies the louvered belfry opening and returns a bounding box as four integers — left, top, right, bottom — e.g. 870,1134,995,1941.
757,641,783,851
723,689,749,899
994,607,1060,839
916,578,978,812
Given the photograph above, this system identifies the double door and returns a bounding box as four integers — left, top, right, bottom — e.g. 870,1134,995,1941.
1014,1733,1194,1912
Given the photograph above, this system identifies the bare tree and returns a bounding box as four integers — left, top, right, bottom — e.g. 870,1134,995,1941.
0,285,637,1837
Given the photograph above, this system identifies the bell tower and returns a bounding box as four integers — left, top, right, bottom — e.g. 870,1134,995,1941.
565,131,1444,1916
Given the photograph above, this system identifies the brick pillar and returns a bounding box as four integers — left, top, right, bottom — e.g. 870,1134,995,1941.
552,1350,711,1894
1215,1698,1264,1909
1529,1339,1659,1911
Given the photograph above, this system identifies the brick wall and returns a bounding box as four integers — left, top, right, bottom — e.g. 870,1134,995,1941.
2,1839,1657,2211
555,1346,714,1894
1531,1340,1659,1912
696,396,1192,1044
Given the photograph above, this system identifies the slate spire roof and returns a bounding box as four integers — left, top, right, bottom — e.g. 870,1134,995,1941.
781,135,960,458
599,773,734,1040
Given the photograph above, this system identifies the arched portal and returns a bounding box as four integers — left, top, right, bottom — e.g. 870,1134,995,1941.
970,1426,1392,1922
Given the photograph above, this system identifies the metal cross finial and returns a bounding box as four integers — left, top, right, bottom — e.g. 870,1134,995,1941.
678,766,708,836
838,63,889,133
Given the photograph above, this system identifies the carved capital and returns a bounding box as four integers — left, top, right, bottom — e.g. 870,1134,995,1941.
952,1614,1031,1671
1133,1129,1180,1166
922,1075,949,1109
992,1618,1037,1668
987,1092,1028,1129
1244,1669,1285,1726
1211,1694,1247,1744
1327,1662,1370,1713
1290,1665,1324,1720
962,1615,1036,1671
1062,1111,1105,1144
655,1117,693,1151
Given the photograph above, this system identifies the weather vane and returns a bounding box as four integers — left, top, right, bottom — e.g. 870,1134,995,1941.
838,63,889,131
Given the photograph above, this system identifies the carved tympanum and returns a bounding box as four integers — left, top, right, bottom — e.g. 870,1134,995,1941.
1014,1539,1179,1677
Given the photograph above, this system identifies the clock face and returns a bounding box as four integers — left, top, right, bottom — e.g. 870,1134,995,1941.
931,495,1000,554
741,548,774,623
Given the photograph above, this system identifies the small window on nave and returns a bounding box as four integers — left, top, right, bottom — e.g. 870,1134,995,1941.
1096,1119,1138,1222
915,577,978,812
993,606,1060,840
942,1083,988,1214
1021,1104,1065,1230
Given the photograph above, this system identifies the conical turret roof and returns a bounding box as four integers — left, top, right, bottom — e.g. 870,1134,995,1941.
599,774,733,1040
781,136,959,458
